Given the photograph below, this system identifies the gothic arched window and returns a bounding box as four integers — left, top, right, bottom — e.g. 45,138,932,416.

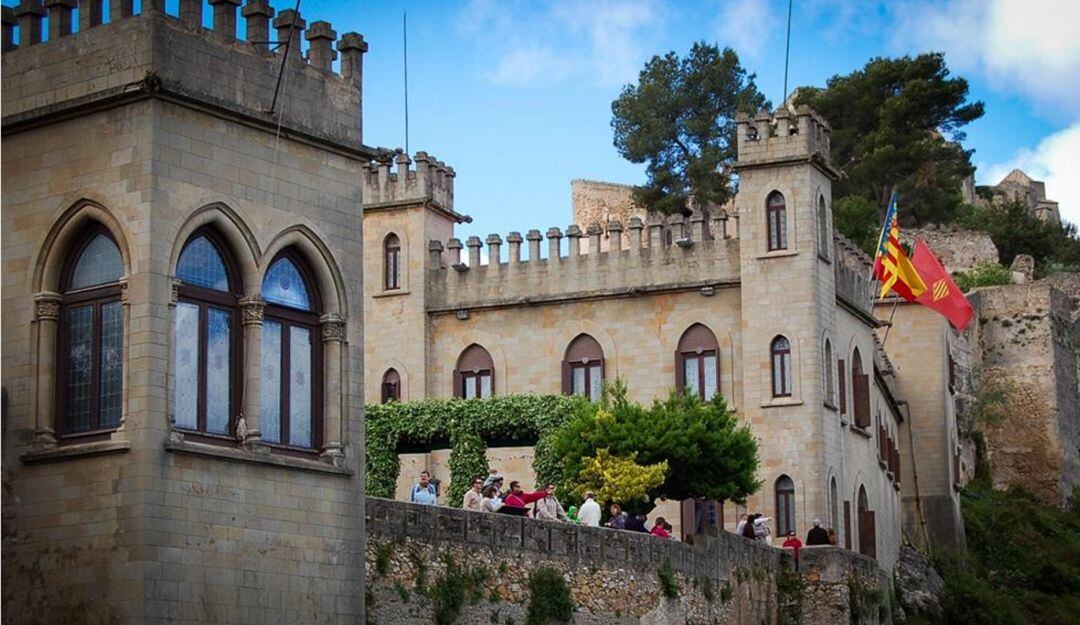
823,339,835,405
851,348,870,428
771,335,792,397
676,324,720,400
455,344,494,399
775,475,796,536
384,233,401,290
174,229,241,438
562,334,604,401
817,195,830,259
59,227,125,436
382,368,401,403
766,191,788,251
260,252,322,449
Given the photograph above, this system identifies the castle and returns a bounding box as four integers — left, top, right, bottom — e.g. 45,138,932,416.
362,106,971,571
3,1,1076,623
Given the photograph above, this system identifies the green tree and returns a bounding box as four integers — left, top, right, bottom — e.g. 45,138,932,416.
573,448,668,506
548,383,760,512
833,195,882,253
611,42,768,215
957,199,1080,272
797,53,984,226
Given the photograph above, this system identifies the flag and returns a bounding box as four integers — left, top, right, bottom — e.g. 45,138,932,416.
911,240,974,331
872,193,927,302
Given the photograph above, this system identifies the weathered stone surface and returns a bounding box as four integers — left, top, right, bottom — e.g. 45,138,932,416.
895,545,943,618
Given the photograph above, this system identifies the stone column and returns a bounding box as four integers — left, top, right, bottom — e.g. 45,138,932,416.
606,221,624,253
692,215,708,242
446,238,463,267
44,0,75,40
337,32,368,86
486,234,502,267
628,217,644,252
713,211,729,240
586,223,603,255
466,236,482,268
209,0,241,41
240,296,266,450
32,291,62,448
78,0,103,32
648,217,665,248
305,20,336,72
179,0,201,27
2,6,17,51
320,314,346,464
273,9,306,65
242,0,274,49
109,0,133,21
526,230,543,262
506,232,523,264
15,0,44,47
565,225,582,257
428,240,444,269
546,227,563,262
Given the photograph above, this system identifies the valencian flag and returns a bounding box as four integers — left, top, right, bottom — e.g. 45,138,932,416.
872,192,927,302
911,240,974,331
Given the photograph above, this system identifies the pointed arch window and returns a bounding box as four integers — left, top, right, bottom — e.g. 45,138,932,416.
174,230,241,439
59,227,125,436
857,485,876,558
384,233,401,290
851,348,871,428
771,335,792,397
562,334,604,401
676,324,720,400
766,191,788,251
817,195,830,259
382,368,401,403
455,344,493,399
260,252,322,449
775,475,796,537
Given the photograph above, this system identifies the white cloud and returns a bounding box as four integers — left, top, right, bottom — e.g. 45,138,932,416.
714,0,774,58
893,0,1080,119
979,123,1080,227
459,0,662,88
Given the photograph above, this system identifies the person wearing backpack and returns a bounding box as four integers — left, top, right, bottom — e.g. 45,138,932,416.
410,470,437,506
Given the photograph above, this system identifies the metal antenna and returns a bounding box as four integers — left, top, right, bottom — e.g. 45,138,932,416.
403,10,410,155
269,0,303,117
782,0,793,103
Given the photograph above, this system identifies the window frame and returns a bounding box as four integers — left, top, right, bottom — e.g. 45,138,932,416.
454,344,495,399
381,368,401,403
260,250,324,453
817,194,830,260
770,335,792,398
173,227,244,443
675,324,721,401
57,226,125,440
766,191,788,252
562,334,605,402
823,339,835,406
384,233,401,291
775,475,796,537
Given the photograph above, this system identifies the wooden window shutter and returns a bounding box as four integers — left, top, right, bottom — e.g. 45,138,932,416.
852,374,870,428
843,501,852,549
561,361,571,395
453,370,463,399
674,351,685,395
838,359,846,416
858,510,876,558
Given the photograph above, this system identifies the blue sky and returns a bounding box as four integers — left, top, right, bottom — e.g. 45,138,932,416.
321,0,1078,238
11,0,1077,231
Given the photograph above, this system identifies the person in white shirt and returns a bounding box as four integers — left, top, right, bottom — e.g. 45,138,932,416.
410,470,437,506
462,476,484,511
578,491,602,527
481,484,503,513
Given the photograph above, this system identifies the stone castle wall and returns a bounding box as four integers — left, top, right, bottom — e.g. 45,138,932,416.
365,498,893,625
900,228,998,274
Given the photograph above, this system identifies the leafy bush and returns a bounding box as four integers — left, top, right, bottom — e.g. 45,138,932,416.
953,262,1012,292
573,448,668,505
657,560,680,599
526,567,574,625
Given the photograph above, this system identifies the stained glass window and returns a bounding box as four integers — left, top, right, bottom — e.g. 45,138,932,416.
177,236,230,291
70,234,123,289
65,305,94,433
262,257,311,310
173,302,200,430
261,320,283,444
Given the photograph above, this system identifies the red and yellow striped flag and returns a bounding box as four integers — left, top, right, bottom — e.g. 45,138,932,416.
872,193,927,302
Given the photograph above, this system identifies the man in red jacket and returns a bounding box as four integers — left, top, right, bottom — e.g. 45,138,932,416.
782,531,803,571
500,481,549,515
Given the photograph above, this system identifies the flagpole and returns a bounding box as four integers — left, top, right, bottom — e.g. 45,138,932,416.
879,298,900,347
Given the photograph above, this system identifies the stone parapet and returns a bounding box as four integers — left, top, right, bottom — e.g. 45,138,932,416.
736,105,832,169
426,215,741,312
362,151,460,216
1,2,368,151
833,233,875,317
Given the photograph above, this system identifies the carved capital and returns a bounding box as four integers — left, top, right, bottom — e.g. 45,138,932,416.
320,313,345,343
239,296,266,325
119,278,130,305
170,279,182,305
33,291,62,321
32,427,58,450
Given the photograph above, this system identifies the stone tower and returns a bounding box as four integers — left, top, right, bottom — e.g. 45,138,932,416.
734,106,842,535
2,2,370,622
362,151,468,403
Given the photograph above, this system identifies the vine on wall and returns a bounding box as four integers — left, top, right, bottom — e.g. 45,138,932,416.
365,395,583,507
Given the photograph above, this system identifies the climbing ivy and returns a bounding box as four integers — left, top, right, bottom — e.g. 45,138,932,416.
365,394,583,508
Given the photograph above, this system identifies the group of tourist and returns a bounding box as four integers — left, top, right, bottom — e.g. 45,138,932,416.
734,513,839,570
408,470,675,538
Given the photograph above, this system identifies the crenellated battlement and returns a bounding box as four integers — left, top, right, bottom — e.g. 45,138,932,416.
833,233,876,316
362,150,461,216
735,105,832,168
425,212,741,312
2,0,369,150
